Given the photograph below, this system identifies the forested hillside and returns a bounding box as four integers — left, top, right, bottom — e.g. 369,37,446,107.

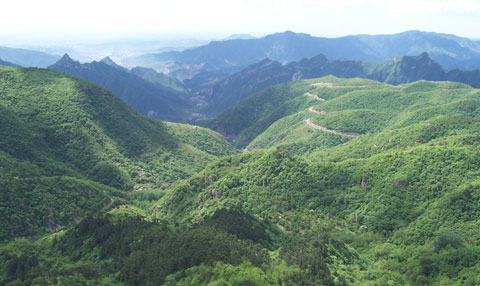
1,69,480,285
0,66,233,242
49,55,192,122
195,53,480,118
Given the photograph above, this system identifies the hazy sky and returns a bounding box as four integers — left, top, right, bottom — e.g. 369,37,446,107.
2,0,480,44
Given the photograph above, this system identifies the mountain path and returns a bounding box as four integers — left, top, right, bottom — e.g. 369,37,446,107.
305,118,361,137
308,106,326,115
311,82,372,88
304,92,326,101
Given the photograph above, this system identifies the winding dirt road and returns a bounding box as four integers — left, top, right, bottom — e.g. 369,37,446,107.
308,106,326,115
304,118,361,137
304,92,326,101
311,82,372,88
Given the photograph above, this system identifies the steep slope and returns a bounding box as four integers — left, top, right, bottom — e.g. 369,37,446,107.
0,46,60,67
369,52,446,84
0,66,234,241
192,54,365,118
213,76,477,151
208,77,385,147
49,54,191,122
246,78,476,152
197,59,294,117
130,66,186,92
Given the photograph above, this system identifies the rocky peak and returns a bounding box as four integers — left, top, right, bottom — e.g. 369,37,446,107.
100,56,126,71
51,53,79,68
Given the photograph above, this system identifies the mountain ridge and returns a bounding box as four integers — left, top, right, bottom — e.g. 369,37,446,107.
129,30,480,80
0,46,60,67
195,52,480,119
49,54,192,122
0,58,19,67
0,65,234,241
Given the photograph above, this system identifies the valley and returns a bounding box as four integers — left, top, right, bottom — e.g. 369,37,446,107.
1,27,480,286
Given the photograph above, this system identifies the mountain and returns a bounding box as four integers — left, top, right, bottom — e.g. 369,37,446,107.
189,54,368,118
0,58,19,67
157,79,480,284
208,76,479,149
221,34,256,40
189,59,292,118
130,66,186,92
0,65,234,242
0,46,60,67
194,52,480,119
49,54,192,122
369,52,446,84
2,72,480,285
99,56,129,71
130,30,480,80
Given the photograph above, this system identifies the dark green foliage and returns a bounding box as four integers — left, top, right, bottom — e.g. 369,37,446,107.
280,233,341,286
1,209,352,286
93,161,132,191
201,208,280,249
155,77,480,284
1,213,269,286
433,232,464,251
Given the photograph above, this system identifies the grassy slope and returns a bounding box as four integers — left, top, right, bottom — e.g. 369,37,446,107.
247,78,476,153
209,76,385,148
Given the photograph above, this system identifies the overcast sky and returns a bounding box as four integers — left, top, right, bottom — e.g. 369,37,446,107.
2,0,480,44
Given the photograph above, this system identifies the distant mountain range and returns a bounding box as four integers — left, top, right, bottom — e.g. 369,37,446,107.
49,54,191,122
48,50,480,123
221,34,256,41
0,46,60,67
191,52,480,118
130,66,186,93
130,30,480,79
0,58,19,67
18,30,480,123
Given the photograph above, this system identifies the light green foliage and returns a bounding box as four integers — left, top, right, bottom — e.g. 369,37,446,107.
245,77,479,156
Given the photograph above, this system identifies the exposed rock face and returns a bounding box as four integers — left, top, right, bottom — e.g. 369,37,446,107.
211,189,221,198
361,176,368,189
